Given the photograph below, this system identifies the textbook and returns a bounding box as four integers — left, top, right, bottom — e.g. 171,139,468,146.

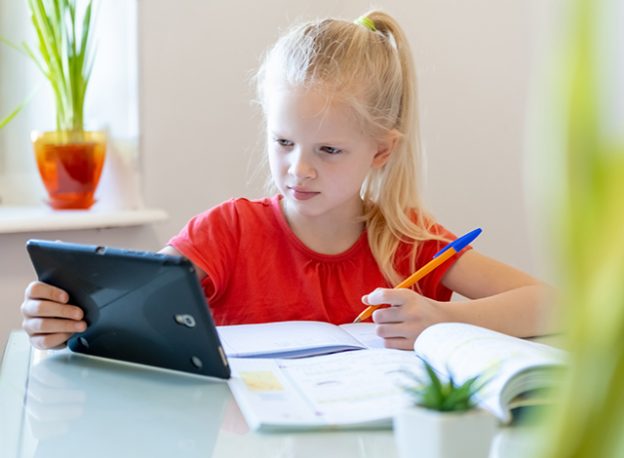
217,321,385,358
226,322,565,431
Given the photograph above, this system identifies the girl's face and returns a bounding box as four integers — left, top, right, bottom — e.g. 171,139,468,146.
265,85,392,223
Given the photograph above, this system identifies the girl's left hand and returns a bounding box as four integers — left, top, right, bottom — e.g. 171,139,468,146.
363,288,449,350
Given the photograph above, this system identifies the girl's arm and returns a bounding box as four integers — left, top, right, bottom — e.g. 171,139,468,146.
438,250,559,337
368,250,559,349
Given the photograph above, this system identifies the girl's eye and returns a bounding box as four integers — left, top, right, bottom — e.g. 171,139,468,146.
320,146,342,155
275,138,293,147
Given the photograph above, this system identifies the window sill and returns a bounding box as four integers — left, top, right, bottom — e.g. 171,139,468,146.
0,206,168,234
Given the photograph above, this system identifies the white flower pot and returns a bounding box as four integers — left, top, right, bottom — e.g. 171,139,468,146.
393,406,497,458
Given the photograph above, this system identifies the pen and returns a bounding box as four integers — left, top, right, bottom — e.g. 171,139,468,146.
353,228,483,323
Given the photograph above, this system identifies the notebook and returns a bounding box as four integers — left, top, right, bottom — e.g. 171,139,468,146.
217,321,384,358
227,322,565,430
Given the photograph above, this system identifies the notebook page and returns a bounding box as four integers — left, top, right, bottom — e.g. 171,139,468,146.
228,349,420,429
280,349,418,425
217,321,366,358
227,358,323,429
339,323,385,349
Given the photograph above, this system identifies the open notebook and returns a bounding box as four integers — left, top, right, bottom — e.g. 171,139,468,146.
217,321,384,358
226,322,565,431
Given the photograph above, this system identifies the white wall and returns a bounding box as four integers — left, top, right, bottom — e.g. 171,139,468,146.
140,0,540,266
0,0,547,352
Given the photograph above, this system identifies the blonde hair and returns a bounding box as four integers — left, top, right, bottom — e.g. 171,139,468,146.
256,11,446,286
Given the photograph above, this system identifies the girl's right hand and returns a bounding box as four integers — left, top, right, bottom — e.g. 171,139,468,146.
21,281,87,350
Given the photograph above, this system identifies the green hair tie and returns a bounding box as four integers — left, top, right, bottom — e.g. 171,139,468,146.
354,15,376,32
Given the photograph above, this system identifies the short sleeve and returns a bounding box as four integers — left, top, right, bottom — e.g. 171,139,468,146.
168,200,241,302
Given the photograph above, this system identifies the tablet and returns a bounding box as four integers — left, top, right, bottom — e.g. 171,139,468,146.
26,239,231,380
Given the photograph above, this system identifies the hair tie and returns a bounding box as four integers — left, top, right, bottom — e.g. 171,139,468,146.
354,15,376,32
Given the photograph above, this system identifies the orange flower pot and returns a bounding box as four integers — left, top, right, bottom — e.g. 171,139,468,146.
32,130,107,210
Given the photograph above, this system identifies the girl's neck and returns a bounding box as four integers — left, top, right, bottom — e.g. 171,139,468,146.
279,198,365,255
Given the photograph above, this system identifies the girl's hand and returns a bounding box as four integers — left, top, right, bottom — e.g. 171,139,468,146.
21,281,87,350
363,288,448,350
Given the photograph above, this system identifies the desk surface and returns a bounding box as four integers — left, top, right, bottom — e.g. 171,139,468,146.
1,331,540,458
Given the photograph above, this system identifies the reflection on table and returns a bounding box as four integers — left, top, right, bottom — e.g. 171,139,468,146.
1,332,543,458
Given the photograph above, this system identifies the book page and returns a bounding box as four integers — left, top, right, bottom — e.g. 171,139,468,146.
228,349,420,429
414,323,565,422
415,323,564,378
217,321,366,358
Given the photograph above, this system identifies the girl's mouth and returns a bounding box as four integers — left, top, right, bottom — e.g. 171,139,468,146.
288,187,320,201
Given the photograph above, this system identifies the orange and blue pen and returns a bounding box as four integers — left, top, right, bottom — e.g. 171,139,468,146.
353,228,483,323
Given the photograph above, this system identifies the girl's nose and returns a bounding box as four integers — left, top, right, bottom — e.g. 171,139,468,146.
288,149,316,180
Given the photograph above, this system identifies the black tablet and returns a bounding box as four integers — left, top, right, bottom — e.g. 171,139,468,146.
26,239,230,380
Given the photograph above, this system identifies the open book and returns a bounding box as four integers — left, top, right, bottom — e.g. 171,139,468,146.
226,322,565,431
217,321,384,358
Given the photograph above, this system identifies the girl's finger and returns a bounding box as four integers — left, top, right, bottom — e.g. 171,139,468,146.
372,306,403,324
365,288,419,306
23,317,86,336
365,288,403,306
21,300,83,320
24,281,68,303
380,336,412,351
30,333,73,350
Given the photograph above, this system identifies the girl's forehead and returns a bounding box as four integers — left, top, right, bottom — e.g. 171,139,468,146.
267,83,336,105
265,84,356,124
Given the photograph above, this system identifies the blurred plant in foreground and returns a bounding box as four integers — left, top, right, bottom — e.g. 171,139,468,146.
534,0,624,456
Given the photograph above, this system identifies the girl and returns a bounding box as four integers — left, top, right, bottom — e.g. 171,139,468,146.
20,11,556,351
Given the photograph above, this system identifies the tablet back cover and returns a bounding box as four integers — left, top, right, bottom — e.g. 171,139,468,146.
26,240,230,379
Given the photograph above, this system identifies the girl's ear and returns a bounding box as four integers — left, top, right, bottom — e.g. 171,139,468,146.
372,129,400,169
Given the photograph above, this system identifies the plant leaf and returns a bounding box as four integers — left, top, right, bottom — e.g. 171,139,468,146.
401,357,490,412
0,86,40,129
0,35,28,55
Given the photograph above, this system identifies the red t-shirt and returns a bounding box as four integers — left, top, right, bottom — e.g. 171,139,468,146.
168,195,466,325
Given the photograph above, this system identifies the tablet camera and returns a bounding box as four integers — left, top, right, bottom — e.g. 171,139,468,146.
191,356,203,369
174,314,196,328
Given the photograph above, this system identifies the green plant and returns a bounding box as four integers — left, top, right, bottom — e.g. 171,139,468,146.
402,358,488,412
4,0,96,132
28,0,96,131
534,0,624,456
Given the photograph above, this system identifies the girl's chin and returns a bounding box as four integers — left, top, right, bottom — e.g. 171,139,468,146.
282,192,363,218
283,198,323,217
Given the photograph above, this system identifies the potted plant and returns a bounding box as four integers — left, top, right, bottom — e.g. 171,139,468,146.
394,358,497,458
25,0,106,209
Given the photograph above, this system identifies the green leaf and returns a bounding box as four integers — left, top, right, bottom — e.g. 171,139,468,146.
21,0,96,131
401,357,490,412
0,106,23,129
0,86,40,129
0,35,28,55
